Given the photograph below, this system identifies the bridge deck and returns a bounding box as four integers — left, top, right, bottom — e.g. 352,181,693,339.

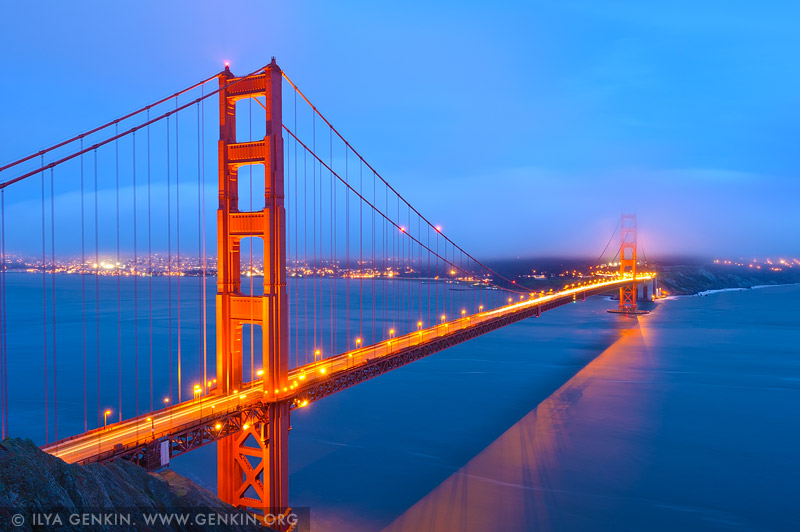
41,276,651,466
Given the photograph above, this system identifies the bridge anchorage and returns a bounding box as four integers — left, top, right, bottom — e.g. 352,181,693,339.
0,55,655,530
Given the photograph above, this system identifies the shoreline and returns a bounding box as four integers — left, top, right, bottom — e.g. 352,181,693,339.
663,282,800,299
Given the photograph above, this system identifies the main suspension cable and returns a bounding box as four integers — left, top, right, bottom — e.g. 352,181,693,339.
283,124,525,295
281,72,522,291
1,63,273,190
0,73,221,174
594,216,621,265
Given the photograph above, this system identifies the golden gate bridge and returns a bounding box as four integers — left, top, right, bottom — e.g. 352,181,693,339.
0,58,654,523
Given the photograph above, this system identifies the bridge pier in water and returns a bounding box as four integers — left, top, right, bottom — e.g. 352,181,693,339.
216,58,290,520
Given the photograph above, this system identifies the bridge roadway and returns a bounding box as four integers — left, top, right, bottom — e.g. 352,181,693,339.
41,275,652,466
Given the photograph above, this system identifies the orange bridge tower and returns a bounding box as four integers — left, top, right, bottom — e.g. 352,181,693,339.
619,213,637,312
216,58,290,518
608,213,649,315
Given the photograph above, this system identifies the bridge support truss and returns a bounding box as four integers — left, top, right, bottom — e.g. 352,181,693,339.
216,58,290,519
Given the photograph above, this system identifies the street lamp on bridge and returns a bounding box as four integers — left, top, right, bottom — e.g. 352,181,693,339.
164,397,171,429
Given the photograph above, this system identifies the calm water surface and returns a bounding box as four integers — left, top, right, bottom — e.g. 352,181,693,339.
5,275,799,531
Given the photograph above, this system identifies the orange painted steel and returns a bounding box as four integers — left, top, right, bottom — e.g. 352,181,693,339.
215,58,289,520
618,213,638,312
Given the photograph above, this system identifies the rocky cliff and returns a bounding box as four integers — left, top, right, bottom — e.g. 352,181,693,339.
0,438,269,531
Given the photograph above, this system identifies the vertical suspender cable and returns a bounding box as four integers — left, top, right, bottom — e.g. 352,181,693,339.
318,126,323,355
201,89,208,394
133,132,139,418
176,97,182,403
435,233,439,324
396,195,399,330
403,205,407,332
328,138,333,357
386,187,391,340
303,142,308,365
115,125,122,423
197,100,204,392
392,194,396,332
407,205,410,331
401,205,405,331
80,141,87,432
448,242,452,319
372,171,376,345
457,250,461,315
371,171,376,345
167,115,173,404
293,90,299,369
285,119,291,367
427,224,430,328
0,189,5,438
2,190,5,436
359,160,363,344
312,114,316,355
94,151,100,428
398,202,402,331
407,206,410,330
0,189,5,439
345,148,349,350
452,244,455,319
474,256,478,312
316,128,321,354
330,129,334,357
147,111,153,412
50,167,57,440
41,157,48,443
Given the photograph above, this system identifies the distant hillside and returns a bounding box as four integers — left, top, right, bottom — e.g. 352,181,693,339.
656,264,800,296
510,262,799,297
0,438,270,531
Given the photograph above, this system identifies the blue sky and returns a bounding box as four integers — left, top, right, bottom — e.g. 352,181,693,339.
1,1,798,258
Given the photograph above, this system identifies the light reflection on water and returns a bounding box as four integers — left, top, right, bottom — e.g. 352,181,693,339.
384,323,658,532
377,286,800,532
